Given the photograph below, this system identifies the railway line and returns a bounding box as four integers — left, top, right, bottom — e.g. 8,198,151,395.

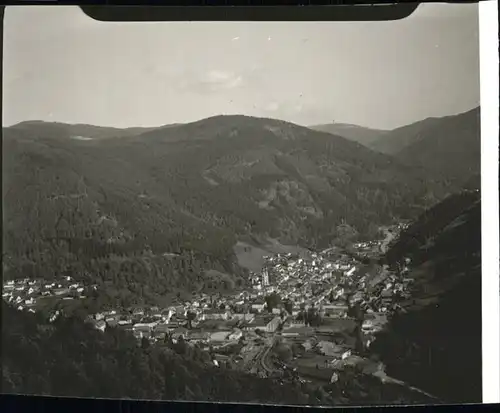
246,334,278,376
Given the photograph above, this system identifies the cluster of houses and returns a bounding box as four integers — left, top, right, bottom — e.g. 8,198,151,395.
2,276,88,312
84,298,286,347
348,252,414,317
249,251,358,316
77,249,364,356
80,243,398,350
4,222,415,380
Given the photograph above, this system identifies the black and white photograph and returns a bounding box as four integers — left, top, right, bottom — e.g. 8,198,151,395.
2,4,487,406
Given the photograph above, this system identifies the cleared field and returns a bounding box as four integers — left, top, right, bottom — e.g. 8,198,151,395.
318,318,356,333
34,295,87,314
293,353,336,369
233,238,310,273
287,354,340,382
290,353,381,383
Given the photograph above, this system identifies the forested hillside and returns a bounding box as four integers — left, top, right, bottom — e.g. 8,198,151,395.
396,108,480,187
371,107,480,188
371,190,481,403
3,115,456,307
7,120,163,140
370,117,444,155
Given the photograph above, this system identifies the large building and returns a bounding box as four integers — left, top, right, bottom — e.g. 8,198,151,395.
323,303,348,318
265,316,281,333
262,269,270,286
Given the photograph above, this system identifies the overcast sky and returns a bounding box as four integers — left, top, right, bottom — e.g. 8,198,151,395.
3,4,480,130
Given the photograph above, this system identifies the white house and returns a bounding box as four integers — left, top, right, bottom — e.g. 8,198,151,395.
118,319,132,326
251,303,265,313
228,329,243,341
133,322,158,331
95,320,106,332
201,310,229,321
362,320,374,332
232,313,254,322
265,316,281,333
94,313,105,321
210,331,230,342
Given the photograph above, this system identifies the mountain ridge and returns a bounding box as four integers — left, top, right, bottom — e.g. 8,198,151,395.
320,107,481,189
370,106,479,154
309,123,388,147
309,107,479,158
2,114,467,308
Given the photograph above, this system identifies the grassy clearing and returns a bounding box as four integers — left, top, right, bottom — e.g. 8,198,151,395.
233,238,310,273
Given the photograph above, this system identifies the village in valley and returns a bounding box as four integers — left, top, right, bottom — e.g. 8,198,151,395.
3,223,414,386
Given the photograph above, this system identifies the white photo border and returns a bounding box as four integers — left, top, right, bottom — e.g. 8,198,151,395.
479,0,500,404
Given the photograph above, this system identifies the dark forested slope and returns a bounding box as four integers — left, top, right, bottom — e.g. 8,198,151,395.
370,107,480,188
3,115,455,306
396,108,480,187
370,117,444,155
372,190,481,403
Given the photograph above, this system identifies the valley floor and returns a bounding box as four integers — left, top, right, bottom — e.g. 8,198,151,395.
3,221,439,404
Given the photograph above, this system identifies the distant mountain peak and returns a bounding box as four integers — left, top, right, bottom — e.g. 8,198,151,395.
309,122,388,146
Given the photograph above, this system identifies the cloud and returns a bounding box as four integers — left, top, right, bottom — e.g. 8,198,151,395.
205,70,243,89
264,101,280,112
262,99,308,116
258,97,333,126
178,69,244,94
